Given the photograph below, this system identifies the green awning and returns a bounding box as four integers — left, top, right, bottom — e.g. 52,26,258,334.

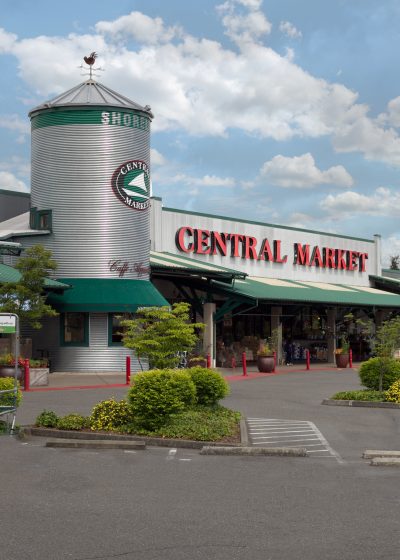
211,276,400,308
46,278,168,312
370,274,400,295
0,263,69,290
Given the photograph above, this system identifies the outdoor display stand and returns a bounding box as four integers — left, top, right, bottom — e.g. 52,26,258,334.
0,313,19,435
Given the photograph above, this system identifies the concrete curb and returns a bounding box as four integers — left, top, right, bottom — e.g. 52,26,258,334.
322,399,400,409
45,438,146,450
239,418,248,446
363,450,400,459
370,457,400,467
200,446,307,457
20,426,240,450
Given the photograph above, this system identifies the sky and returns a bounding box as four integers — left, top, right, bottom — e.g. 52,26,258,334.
1,0,400,266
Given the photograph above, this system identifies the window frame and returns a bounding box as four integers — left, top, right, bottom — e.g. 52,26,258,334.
60,312,89,347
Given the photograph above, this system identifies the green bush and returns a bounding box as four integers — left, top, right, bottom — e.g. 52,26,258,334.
0,377,22,407
385,379,400,403
35,409,59,427
332,390,386,401
359,357,400,390
57,413,89,431
127,369,196,428
90,399,134,432
188,367,229,405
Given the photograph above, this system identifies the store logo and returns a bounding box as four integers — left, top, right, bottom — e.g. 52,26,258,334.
112,160,150,211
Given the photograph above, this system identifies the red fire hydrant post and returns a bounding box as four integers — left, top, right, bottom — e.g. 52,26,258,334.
242,352,247,376
306,349,310,370
231,357,236,369
273,351,276,373
349,349,353,368
126,356,131,385
24,359,30,392
206,354,211,369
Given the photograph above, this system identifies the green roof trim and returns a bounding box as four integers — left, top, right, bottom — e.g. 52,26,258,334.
0,263,69,290
150,251,246,278
31,108,150,131
211,276,400,308
0,189,30,198
162,206,374,243
46,278,168,312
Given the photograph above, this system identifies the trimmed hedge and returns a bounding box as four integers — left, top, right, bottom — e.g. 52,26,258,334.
359,357,400,390
35,410,59,427
188,367,229,405
385,379,400,403
57,414,90,431
90,399,134,432
0,377,22,407
127,369,196,428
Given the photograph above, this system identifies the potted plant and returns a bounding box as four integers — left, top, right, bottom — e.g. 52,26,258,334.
0,354,24,379
257,342,275,373
335,338,350,368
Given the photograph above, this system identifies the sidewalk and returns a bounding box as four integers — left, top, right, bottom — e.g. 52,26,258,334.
28,362,359,391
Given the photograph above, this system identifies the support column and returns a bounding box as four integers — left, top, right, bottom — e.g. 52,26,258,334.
271,307,282,365
375,309,386,328
203,303,216,367
327,308,336,364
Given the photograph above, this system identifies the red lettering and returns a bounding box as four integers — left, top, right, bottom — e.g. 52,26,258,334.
336,249,347,270
211,231,227,256
195,229,211,255
228,234,245,257
258,238,274,261
323,247,336,269
310,246,323,267
347,250,359,271
294,243,310,266
244,236,258,260
273,240,287,264
175,227,194,253
359,252,368,272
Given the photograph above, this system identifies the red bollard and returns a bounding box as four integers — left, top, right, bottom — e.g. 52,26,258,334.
306,349,310,370
242,352,247,376
349,349,353,368
24,359,30,392
126,356,131,385
273,351,276,373
206,354,211,369
231,357,236,369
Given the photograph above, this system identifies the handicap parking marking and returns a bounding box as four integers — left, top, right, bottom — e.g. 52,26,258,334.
247,418,344,464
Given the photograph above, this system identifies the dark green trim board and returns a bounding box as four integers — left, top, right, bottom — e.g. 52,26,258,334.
31,108,150,131
60,312,89,347
162,207,374,243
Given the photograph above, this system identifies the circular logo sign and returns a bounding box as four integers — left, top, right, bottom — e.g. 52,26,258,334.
112,160,150,211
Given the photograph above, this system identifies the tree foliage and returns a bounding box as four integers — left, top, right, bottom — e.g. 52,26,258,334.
389,255,400,270
373,316,400,391
0,245,58,329
121,302,204,369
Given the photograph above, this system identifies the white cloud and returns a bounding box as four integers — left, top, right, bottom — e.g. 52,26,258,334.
0,171,29,192
95,12,182,44
279,21,302,39
217,0,272,45
170,173,235,187
0,28,17,53
150,148,166,167
0,114,30,137
320,187,400,217
259,153,353,188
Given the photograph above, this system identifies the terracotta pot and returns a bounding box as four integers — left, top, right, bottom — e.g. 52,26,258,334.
335,353,349,368
257,355,275,373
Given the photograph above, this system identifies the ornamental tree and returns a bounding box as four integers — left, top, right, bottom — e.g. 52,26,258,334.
121,302,204,369
374,316,400,391
0,244,58,329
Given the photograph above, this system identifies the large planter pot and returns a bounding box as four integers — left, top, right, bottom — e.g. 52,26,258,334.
257,355,275,373
335,353,349,368
0,366,23,380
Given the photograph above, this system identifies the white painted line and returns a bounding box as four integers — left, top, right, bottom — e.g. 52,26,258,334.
251,434,320,440
253,438,320,445
124,450,137,454
179,458,192,462
308,422,344,464
249,428,315,434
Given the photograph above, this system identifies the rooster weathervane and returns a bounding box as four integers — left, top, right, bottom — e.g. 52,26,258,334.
79,51,104,79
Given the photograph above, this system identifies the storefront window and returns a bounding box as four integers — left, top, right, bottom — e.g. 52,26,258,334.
61,312,89,346
108,313,132,346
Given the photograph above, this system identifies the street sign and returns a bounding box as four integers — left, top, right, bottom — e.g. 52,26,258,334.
0,314,16,333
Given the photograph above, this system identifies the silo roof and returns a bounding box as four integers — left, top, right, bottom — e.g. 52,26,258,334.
29,80,153,118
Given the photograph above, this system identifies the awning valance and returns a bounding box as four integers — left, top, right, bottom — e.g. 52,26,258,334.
46,278,168,312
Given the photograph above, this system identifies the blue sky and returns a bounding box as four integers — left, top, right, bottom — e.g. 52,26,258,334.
1,0,400,265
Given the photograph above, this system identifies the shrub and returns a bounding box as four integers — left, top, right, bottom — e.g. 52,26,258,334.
57,413,89,431
359,357,400,390
127,369,196,428
0,377,22,407
90,399,134,432
332,390,386,401
385,379,400,403
188,367,229,405
35,409,59,427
